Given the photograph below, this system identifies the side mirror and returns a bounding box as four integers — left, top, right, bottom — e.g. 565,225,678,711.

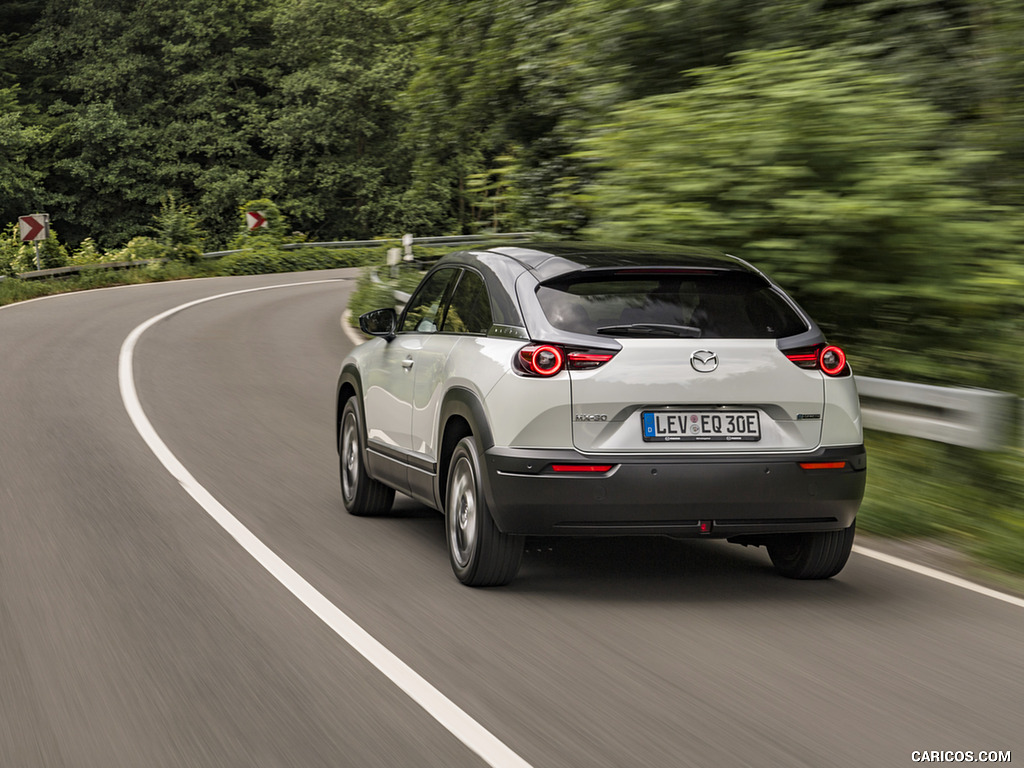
359,308,398,339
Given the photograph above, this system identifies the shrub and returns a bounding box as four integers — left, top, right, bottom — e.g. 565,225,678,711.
215,246,383,276
0,222,69,271
68,237,108,265
152,194,206,262
108,236,169,262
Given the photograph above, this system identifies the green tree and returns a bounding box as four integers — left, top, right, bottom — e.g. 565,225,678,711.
261,0,413,240
964,0,1024,206
581,47,1022,392
26,0,411,247
393,0,586,233
0,86,45,226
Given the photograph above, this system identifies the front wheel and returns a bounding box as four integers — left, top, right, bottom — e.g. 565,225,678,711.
339,398,394,516
446,437,523,587
767,521,856,580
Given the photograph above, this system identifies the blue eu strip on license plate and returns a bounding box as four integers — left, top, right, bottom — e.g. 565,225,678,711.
642,411,761,442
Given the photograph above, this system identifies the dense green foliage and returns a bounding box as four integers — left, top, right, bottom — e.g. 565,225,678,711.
218,246,382,276
2,0,411,246
2,0,1023,571
580,46,1023,392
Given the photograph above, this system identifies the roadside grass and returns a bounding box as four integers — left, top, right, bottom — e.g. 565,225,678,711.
0,260,222,306
860,430,1024,575
0,246,393,308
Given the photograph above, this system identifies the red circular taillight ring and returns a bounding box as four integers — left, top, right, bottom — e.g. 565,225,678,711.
530,344,564,376
819,345,847,376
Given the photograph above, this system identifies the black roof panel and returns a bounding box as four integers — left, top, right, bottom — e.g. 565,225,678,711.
480,241,752,281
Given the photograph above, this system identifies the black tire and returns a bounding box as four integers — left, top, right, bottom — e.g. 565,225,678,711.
445,436,523,587
339,398,395,516
767,521,856,580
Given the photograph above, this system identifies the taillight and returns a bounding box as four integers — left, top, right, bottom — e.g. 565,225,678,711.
783,348,819,369
516,344,616,377
567,351,616,370
518,344,564,376
783,344,849,377
819,345,846,376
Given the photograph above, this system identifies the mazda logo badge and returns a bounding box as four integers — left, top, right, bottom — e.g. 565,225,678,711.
690,350,719,373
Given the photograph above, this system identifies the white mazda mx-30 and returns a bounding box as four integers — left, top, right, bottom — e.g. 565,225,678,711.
337,242,865,586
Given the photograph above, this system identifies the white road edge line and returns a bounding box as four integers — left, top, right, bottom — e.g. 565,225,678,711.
853,545,1024,609
118,280,533,768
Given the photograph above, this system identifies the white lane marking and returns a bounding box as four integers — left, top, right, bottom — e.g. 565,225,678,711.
854,545,1024,609
119,281,533,768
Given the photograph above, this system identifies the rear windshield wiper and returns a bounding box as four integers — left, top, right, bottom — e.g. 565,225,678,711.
596,323,702,338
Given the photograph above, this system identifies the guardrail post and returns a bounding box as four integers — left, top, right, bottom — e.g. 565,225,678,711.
387,247,402,278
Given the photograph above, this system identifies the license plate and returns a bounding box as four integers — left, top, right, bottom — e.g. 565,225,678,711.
642,411,761,442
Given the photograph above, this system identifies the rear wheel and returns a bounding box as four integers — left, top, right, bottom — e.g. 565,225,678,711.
767,521,856,579
339,398,394,516
446,437,523,586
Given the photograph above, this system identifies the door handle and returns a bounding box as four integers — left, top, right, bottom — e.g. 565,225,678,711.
401,357,414,370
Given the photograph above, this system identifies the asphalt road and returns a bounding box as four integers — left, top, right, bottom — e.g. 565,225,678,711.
1,269,1021,768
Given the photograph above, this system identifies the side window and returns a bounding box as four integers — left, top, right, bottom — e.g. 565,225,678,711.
442,271,492,335
401,269,457,334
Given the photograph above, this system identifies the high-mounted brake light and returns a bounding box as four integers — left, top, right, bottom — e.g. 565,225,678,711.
612,268,722,276
517,344,617,376
783,344,849,377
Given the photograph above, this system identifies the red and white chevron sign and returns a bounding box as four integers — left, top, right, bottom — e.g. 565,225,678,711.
19,214,49,242
246,211,268,230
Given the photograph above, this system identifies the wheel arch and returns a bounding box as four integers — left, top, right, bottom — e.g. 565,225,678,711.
335,365,363,451
436,387,494,511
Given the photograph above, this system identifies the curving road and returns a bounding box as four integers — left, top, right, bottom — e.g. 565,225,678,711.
1,269,1021,767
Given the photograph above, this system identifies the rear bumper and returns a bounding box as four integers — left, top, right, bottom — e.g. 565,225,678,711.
483,445,866,537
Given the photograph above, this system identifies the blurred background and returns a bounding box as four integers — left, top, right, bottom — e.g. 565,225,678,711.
2,0,1021,575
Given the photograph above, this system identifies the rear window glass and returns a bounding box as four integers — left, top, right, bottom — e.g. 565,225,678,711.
536,272,808,339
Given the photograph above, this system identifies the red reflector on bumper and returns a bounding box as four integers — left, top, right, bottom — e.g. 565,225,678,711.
551,465,613,473
799,461,847,470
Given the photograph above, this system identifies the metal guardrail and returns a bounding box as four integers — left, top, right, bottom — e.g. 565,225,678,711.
856,377,1018,451
1,259,163,282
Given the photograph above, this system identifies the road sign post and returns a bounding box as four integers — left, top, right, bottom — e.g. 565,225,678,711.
19,214,50,270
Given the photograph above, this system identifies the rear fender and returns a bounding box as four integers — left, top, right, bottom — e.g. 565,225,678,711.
436,387,494,512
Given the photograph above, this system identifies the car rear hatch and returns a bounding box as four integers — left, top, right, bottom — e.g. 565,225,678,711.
533,267,825,454
568,339,823,453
